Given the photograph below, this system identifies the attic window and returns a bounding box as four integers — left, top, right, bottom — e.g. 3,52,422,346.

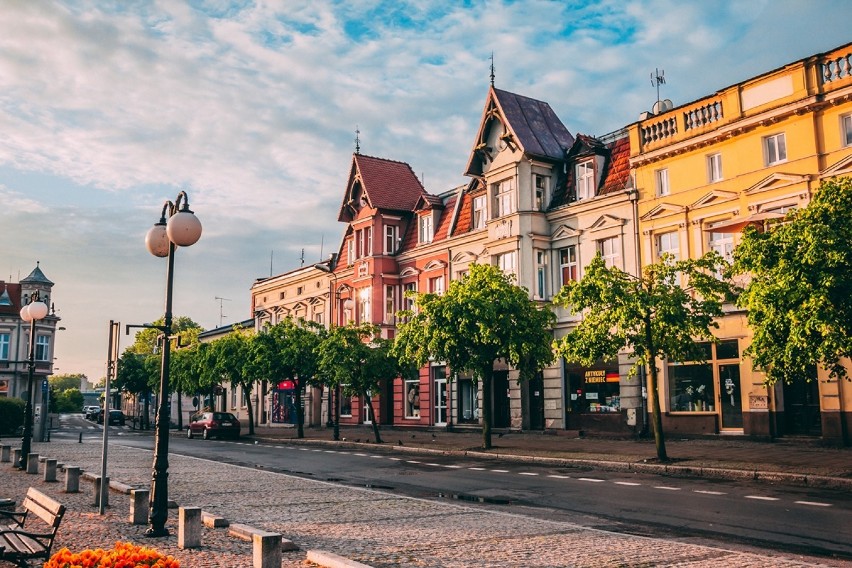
576,161,595,201
419,215,433,244
534,174,549,211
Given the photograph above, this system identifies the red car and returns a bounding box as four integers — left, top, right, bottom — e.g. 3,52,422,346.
186,412,240,440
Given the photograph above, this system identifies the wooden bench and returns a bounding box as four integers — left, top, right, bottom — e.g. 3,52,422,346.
0,487,65,567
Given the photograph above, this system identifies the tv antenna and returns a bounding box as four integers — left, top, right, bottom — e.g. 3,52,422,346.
214,296,231,327
649,68,673,115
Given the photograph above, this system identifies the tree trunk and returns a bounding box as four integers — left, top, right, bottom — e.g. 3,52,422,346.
295,379,304,439
245,385,255,436
176,390,183,430
644,313,668,461
364,392,382,444
481,366,494,450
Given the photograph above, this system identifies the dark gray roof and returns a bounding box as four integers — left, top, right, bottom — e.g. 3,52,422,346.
20,263,54,286
493,88,574,160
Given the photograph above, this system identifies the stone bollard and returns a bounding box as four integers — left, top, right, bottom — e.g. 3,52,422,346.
130,489,149,525
178,507,202,549
11,449,21,468
64,466,81,493
44,459,57,482
94,476,109,508
26,453,39,474
0,445,10,463
253,531,282,568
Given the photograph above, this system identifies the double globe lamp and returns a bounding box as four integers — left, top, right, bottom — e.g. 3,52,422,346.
143,191,201,537
19,292,49,471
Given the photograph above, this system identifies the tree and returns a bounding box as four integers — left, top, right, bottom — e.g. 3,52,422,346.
49,373,87,392
394,263,555,450
253,318,325,439
318,323,398,444
127,316,202,355
552,253,734,461
54,387,84,413
206,327,259,435
732,177,852,385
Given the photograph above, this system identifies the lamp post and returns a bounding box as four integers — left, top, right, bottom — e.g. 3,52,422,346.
19,291,49,471
144,190,202,537
312,262,337,429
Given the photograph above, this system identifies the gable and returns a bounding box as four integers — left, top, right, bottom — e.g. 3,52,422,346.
745,172,810,196
690,190,739,209
820,153,852,179
640,202,686,221
550,224,583,240
586,214,627,233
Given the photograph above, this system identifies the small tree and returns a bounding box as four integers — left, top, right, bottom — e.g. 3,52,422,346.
317,323,397,444
395,263,555,450
253,318,325,438
553,253,734,461
206,327,258,435
732,177,852,387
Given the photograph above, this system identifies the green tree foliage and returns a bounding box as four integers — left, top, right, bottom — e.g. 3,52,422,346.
253,317,325,439
732,177,852,384
54,387,84,413
0,397,25,435
553,253,734,461
318,323,398,444
127,316,202,355
394,263,556,450
49,373,87,392
205,327,259,435
115,351,156,429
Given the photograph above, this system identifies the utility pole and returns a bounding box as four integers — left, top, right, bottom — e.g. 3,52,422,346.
214,296,231,327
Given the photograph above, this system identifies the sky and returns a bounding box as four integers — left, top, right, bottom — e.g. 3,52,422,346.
1,0,849,383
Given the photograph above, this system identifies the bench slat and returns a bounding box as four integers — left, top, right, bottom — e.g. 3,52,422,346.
0,487,65,563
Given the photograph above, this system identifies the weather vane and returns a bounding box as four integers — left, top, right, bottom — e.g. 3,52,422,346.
490,52,495,87
355,125,361,154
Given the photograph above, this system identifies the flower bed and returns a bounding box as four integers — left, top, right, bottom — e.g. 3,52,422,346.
45,541,180,568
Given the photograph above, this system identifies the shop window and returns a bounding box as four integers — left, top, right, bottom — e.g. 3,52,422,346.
655,168,669,196
763,133,787,165
707,153,722,183
668,340,739,412
472,195,486,229
576,161,594,201
0,333,9,360
433,365,447,425
404,379,420,418
566,363,620,414
340,392,352,417
457,377,478,423
35,335,50,361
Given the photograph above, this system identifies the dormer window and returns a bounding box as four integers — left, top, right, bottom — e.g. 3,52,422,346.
419,215,433,244
472,195,486,229
492,178,515,218
534,174,549,211
576,161,595,200
384,225,398,254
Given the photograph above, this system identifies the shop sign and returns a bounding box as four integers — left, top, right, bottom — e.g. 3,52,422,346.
749,394,769,409
584,369,619,384
277,380,296,391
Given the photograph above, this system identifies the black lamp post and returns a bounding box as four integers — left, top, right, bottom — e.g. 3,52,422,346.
19,291,49,471
143,190,202,537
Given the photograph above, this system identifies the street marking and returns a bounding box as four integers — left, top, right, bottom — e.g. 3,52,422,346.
491,469,509,473
406,460,421,464
468,467,486,471
519,472,539,476
614,481,641,486
745,495,779,501
369,455,383,459
299,448,310,451
443,465,461,469
312,449,323,452
693,490,726,495
578,478,605,483
389,457,402,461
795,501,832,507
654,486,681,491
547,474,570,479
426,463,442,467
354,453,368,456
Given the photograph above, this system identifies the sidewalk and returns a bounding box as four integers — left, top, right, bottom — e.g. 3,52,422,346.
245,424,852,491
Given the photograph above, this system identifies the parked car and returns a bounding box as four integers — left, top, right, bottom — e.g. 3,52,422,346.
186,412,240,440
97,409,126,426
85,406,102,420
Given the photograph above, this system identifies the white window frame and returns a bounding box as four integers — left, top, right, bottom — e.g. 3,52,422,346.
842,113,852,147
656,232,680,261
707,153,722,183
404,378,420,419
419,215,433,244
576,161,595,201
403,282,417,314
496,251,516,275
365,227,372,256
559,246,578,286
535,250,547,299
384,225,397,254
35,335,50,362
493,178,515,217
472,195,486,229
764,133,787,165
598,237,620,268
241,386,247,408
231,387,237,409
347,239,355,266
534,174,548,211
358,288,371,324
0,333,9,360
429,275,444,295
655,168,670,197
384,285,396,324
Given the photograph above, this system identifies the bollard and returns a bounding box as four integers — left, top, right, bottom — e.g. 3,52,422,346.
26,453,39,474
253,531,282,568
130,489,149,525
78,432,82,443
178,507,202,549
44,459,57,482
0,445,10,463
94,476,109,508
64,466,81,493
11,449,21,468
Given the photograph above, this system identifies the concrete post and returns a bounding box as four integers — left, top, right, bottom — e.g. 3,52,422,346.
44,459,57,482
253,531,282,568
0,445,10,462
178,507,202,549
11,449,21,468
94,476,109,507
130,489,149,525
26,453,39,474
64,466,81,493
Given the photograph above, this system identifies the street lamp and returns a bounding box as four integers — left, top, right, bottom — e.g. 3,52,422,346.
19,291,49,470
144,190,201,537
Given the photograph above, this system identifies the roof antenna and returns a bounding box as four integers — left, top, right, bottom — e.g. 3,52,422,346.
355,125,361,155
489,52,495,87
649,68,672,115
300,248,305,267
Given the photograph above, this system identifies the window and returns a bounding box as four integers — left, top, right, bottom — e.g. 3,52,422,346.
493,178,515,217
384,225,397,254
764,133,787,165
472,195,486,229
565,362,620,414
576,161,594,200
457,376,478,423
35,335,50,361
709,232,734,263
657,232,679,261
429,276,444,295
241,386,247,408
419,215,433,244
365,227,373,256
534,174,548,211
402,282,417,314
597,237,620,268
496,251,516,275
231,387,237,409
668,339,739,414
0,333,8,360
655,168,669,196
433,365,447,425
707,153,722,183
340,389,352,417
296,286,303,295
843,114,852,147
535,250,547,299
358,288,371,323
404,379,420,418
384,285,396,324
559,246,578,286
347,239,355,266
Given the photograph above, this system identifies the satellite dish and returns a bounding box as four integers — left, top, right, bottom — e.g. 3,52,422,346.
663,99,673,111
652,100,665,114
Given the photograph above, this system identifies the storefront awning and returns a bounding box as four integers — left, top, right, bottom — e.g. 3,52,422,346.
704,211,784,233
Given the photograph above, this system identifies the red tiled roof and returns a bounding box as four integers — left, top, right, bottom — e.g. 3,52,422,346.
433,196,456,241
599,136,631,195
351,154,426,212
452,190,473,237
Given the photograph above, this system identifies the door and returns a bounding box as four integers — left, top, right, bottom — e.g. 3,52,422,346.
492,370,510,428
783,378,821,436
528,372,545,430
719,364,743,429
433,375,447,425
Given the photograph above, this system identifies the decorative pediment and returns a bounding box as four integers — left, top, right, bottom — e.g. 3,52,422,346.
423,260,447,272
820,153,852,179
640,202,686,221
550,224,582,240
451,250,478,263
586,214,626,232
690,190,738,210
745,172,809,195
399,267,419,278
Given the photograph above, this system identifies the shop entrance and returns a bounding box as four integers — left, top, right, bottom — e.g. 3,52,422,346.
492,370,510,428
527,372,545,430
719,364,743,429
783,378,821,436
433,366,447,426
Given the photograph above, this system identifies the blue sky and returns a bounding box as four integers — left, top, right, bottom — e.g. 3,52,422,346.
1,0,849,382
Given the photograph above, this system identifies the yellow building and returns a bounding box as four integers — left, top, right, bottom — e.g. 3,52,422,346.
628,42,852,443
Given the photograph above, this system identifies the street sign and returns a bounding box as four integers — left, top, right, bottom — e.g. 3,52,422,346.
42,379,48,395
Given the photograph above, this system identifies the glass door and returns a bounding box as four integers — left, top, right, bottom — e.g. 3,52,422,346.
719,364,743,429
433,367,447,425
